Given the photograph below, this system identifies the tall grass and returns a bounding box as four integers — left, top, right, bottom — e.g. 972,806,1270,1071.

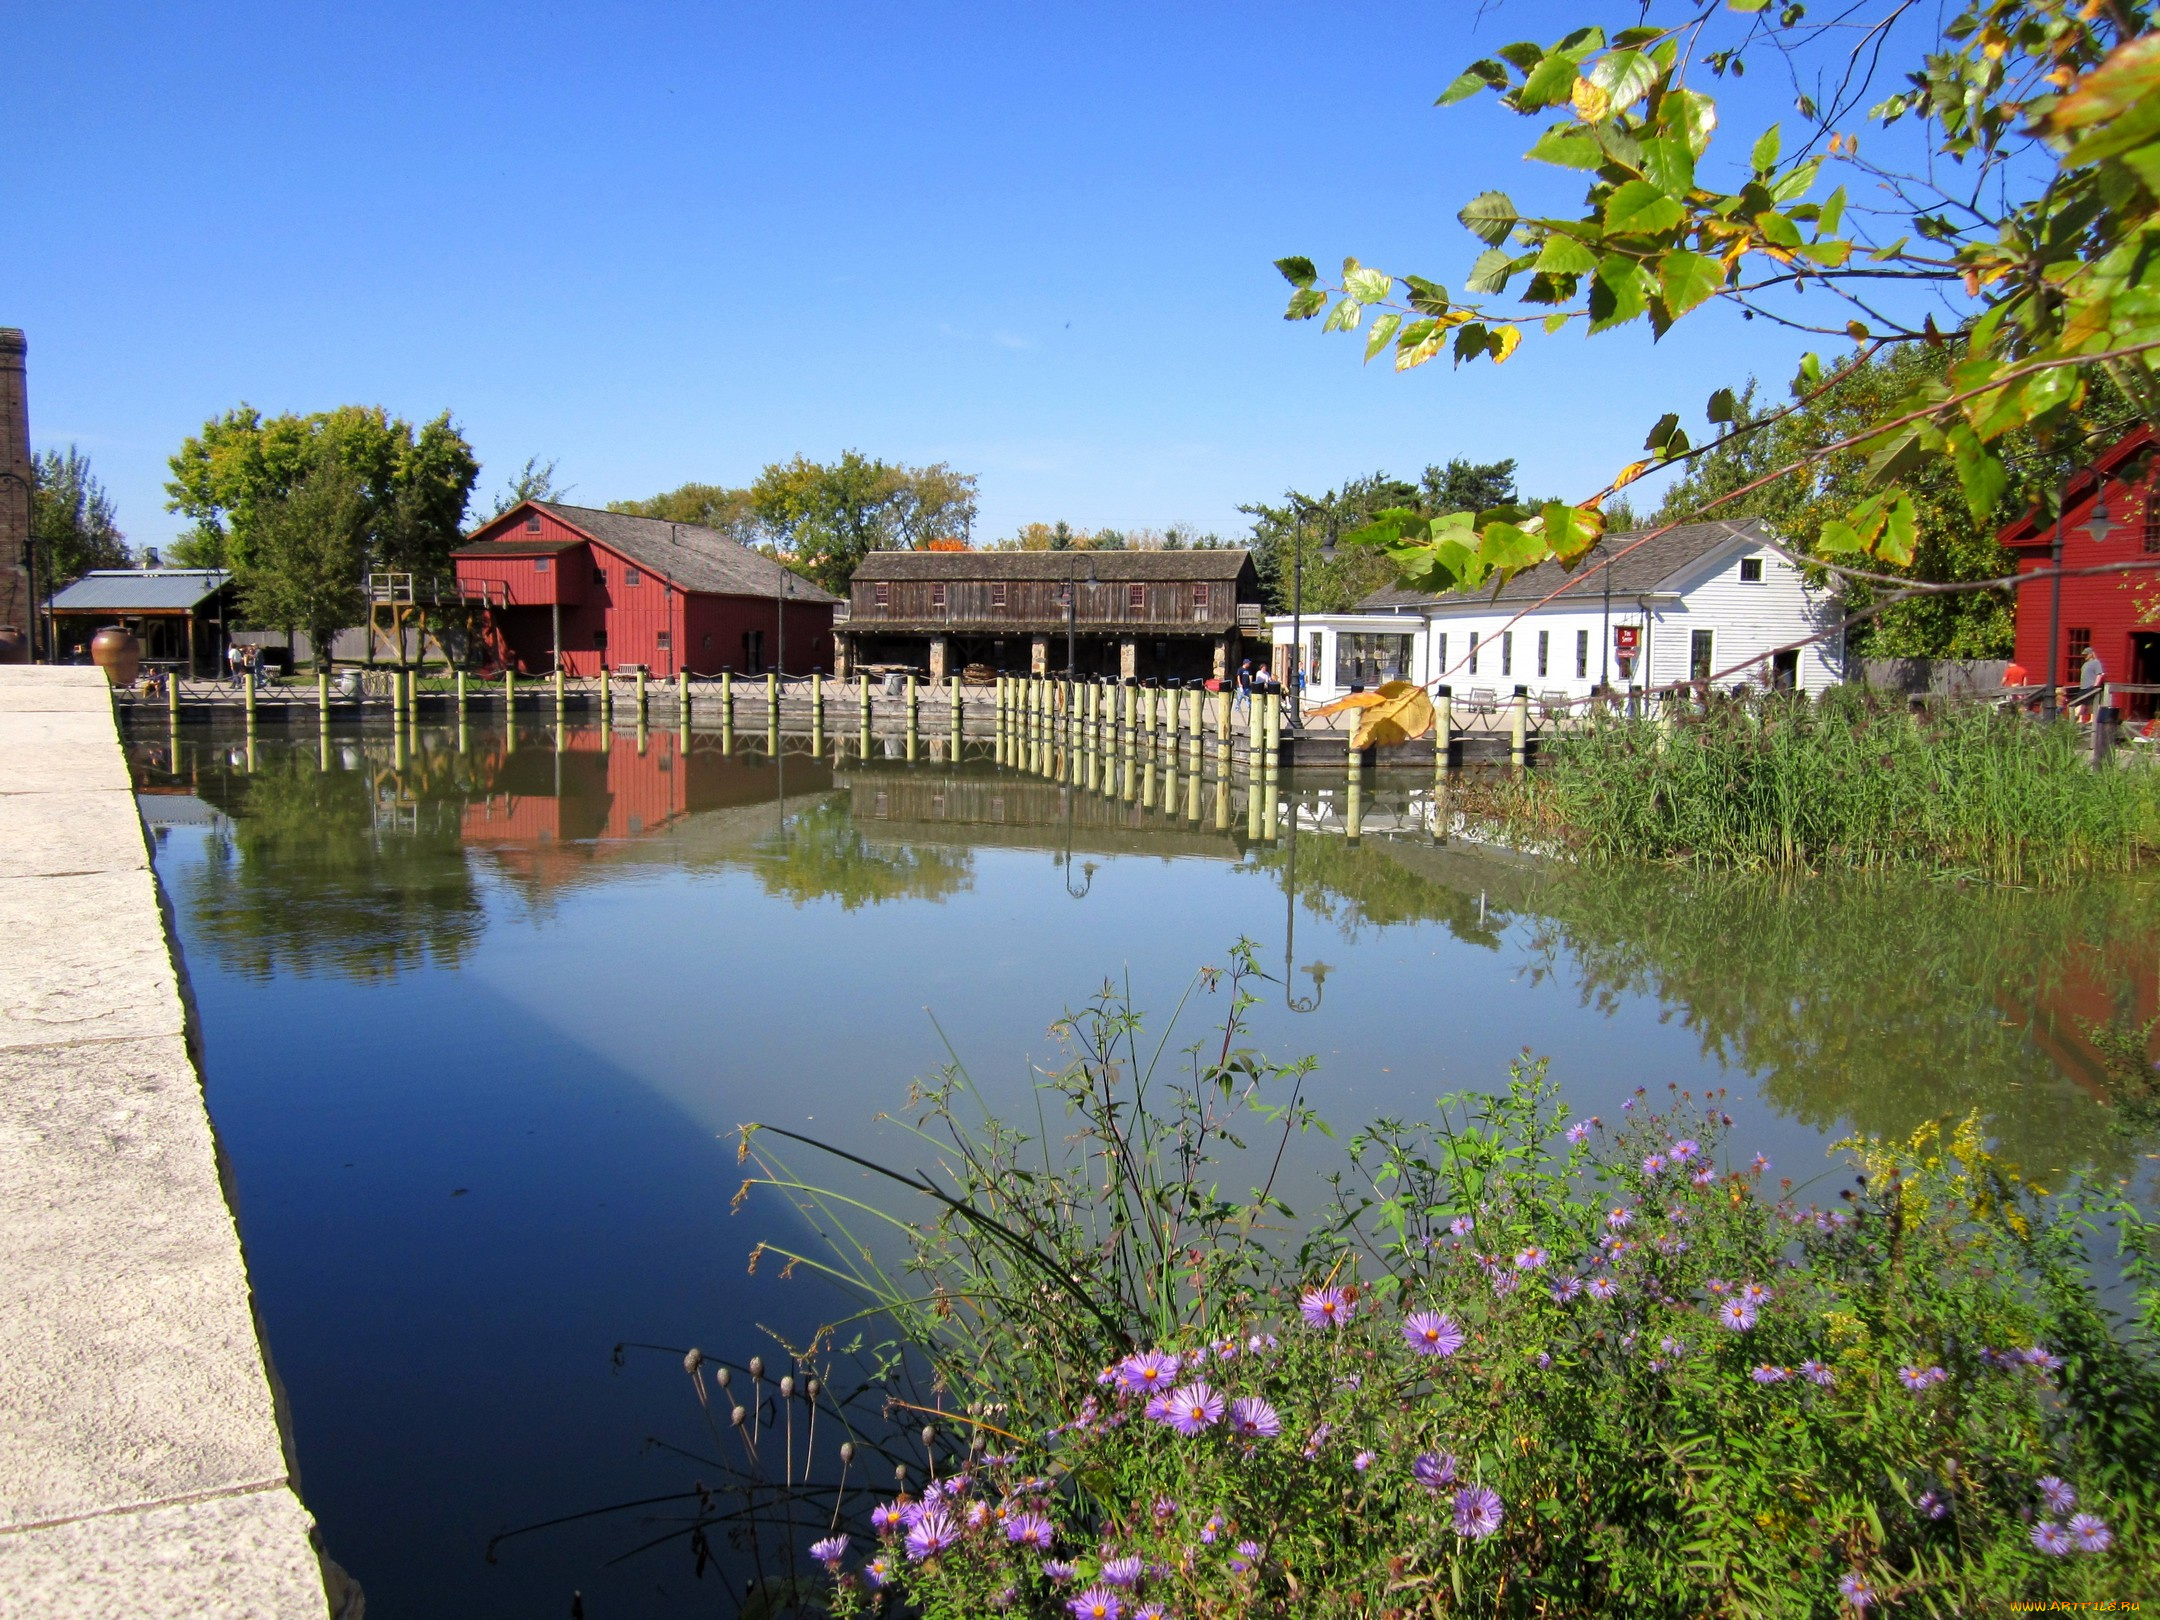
1520,690,2160,883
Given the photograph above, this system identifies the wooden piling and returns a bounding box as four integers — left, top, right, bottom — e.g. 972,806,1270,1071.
506,666,518,714
678,668,690,718
455,667,468,718
766,670,778,729
721,668,734,725
317,667,330,726
1510,685,1528,767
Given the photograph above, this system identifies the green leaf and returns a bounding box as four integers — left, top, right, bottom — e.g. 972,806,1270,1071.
1604,180,1685,236
1816,517,1865,555
1535,234,1599,276
1527,124,1604,169
1815,186,1846,238
1751,122,1783,176
1395,319,1446,370
1705,386,1739,422
1322,297,1363,334
1946,424,2008,523
1877,490,1917,567
1274,256,1318,288
1790,352,1823,395
1459,191,1520,246
1403,276,1451,315
1644,412,1683,453
1437,60,1507,106
1497,41,1545,73
1755,210,1804,248
1466,249,1516,294
1589,257,1650,331
1345,266,1394,304
1658,249,1724,316
1361,312,1402,363
1770,159,1820,204
1589,49,1658,114
1476,521,1548,572
1451,321,1491,362
1728,0,1771,10
1284,287,1326,320
1662,88,1720,157
1640,135,1697,198
1519,51,1586,109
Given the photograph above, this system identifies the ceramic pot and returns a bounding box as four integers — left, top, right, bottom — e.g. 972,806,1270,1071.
89,626,142,688
0,625,25,664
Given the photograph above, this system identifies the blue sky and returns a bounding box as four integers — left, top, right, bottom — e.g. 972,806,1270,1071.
9,1,1829,552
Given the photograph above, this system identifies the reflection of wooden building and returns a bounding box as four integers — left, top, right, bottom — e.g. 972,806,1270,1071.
839,551,1264,683
44,568,234,673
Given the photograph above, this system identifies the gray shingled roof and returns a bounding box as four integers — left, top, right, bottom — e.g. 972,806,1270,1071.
1357,520,1774,610
524,502,840,603
47,569,231,612
854,549,1253,582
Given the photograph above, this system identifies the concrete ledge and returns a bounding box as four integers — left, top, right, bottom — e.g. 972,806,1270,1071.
0,666,329,1616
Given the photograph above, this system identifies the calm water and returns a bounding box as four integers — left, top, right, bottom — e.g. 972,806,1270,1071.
126,719,2160,1618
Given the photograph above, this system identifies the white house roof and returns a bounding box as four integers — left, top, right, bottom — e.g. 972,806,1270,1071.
1357,519,1776,613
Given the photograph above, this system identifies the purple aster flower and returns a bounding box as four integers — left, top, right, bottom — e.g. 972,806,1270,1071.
1536,1350,1553,1369
1916,1490,1948,1521
1212,1338,1239,1361
1142,1391,1174,1426
1740,1281,1772,1306
1302,1422,1332,1458
1660,1335,1689,1357
1513,1245,1548,1271
1653,1233,1689,1255
1751,1364,1790,1384
1227,1396,1282,1440
1565,1121,1591,1145
2037,1476,2076,1515
1404,1310,1466,1357
872,1502,903,1534
1586,1276,1620,1301
1007,1512,1055,1550
1199,1513,1224,1545
2031,1520,2072,1556
1718,1299,1759,1332
1799,1359,1834,1387
1669,1138,1700,1163
1489,1267,1520,1299
865,1555,893,1589
1152,1496,1178,1522
1752,1153,1771,1175
1897,1364,1946,1392
1642,1153,1668,1178
1246,1332,1278,1353
1043,1559,1078,1583
1448,1214,1475,1238
1099,1556,1144,1588
1300,1285,1353,1328
2021,1345,2063,1371
1606,1206,1633,1229
1550,1275,1583,1304
1114,1350,1180,1395
1838,1572,1876,1610
967,1502,991,1529
1068,1586,1123,1620
1412,1451,1458,1492
2068,1512,2111,1553
1155,1381,1224,1435
905,1509,960,1561
1354,1450,1375,1471
1134,1608,1167,1620
1453,1484,1504,1539
810,1534,849,1568
1229,1541,1263,1574
1690,1168,1717,1186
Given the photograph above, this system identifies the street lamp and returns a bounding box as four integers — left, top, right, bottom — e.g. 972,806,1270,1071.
0,468,33,662
1286,497,1336,725
2041,470,2113,722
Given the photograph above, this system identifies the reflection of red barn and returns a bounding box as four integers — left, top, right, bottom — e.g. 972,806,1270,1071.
452,500,838,677
2002,427,2160,716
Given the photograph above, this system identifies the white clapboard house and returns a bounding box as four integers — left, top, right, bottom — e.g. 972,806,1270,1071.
1269,519,1846,708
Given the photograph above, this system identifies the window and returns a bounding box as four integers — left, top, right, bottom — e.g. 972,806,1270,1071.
1576,628,1589,680
991,582,1007,608
1129,584,1146,612
594,564,607,585
1192,583,1210,609
1468,630,1481,675
2145,485,2160,554
533,556,549,573
931,582,947,611
656,631,671,651
1500,631,1513,678
1690,629,1715,681
2066,627,2093,686
594,629,608,649
1537,629,1549,678
524,514,541,532
1334,633,1413,689
1739,556,1765,583
874,582,890,608
1436,633,1447,675
624,566,641,587
1307,632,1323,686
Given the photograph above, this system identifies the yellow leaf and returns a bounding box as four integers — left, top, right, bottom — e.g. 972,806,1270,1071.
1571,76,1610,122
1613,459,1653,489
1349,681,1437,750
1490,324,1523,363
1306,691,1387,719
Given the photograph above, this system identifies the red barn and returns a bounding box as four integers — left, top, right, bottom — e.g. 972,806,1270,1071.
452,500,838,677
2002,427,2160,715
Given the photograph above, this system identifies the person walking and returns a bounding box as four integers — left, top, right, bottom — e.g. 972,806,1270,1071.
2075,646,2107,723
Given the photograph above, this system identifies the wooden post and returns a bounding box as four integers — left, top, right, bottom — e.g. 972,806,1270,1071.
1246,763,1263,840
170,665,183,724
1510,685,1529,768
678,667,690,719
506,665,517,713
949,668,962,732
1214,687,1232,762
387,665,401,723
1346,755,1364,842
1263,690,1280,768
636,666,648,722
766,669,778,729
553,665,565,717
1261,754,1278,842
317,666,330,727
456,667,468,718
1434,687,1453,779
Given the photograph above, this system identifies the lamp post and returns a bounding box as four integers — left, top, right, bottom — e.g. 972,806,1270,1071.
0,468,32,662
1286,497,1335,725
2041,470,2113,722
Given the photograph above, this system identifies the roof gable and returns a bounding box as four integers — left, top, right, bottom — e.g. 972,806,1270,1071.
1998,425,2157,547
466,500,838,603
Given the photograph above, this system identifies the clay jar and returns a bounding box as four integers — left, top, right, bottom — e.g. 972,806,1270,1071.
0,625,25,664
89,626,142,688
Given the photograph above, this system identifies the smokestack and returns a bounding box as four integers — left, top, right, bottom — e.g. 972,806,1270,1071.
0,329,28,656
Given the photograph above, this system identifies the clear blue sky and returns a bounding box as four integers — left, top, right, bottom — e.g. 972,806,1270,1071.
8,1,1823,552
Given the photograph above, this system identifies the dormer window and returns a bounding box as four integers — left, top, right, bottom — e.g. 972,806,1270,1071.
624,566,641,587
1738,557,1764,583
524,514,541,533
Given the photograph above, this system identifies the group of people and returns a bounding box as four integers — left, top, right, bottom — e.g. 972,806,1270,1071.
224,642,266,688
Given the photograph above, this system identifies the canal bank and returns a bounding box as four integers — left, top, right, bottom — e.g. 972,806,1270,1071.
0,666,337,1616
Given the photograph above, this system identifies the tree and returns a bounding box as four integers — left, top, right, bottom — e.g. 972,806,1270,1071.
236,448,369,670
165,405,478,586
609,481,761,544
30,447,129,588
486,457,568,519
1276,5,2160,621
749,452,977,592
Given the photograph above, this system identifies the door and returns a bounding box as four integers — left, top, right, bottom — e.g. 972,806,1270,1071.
2131,633,2160,721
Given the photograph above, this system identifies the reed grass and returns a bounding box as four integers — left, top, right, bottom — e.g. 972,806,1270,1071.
1512,691,2160,883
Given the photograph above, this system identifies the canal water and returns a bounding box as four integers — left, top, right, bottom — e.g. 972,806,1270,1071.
126,719,2159,1618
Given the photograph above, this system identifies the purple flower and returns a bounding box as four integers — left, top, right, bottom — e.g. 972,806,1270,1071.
1134,1608,1167,1620
1068,1586,1123,1620
1151,1496,1178,1522
1549,1275,1583,1304
1750,1364,1790,1384
2069,1512,2112,1553
1142,1392,1173,1425
1246,1332,1279,1353
2037,1476,2076,1515
1740,1281,1772,1306
905,1509,960,1561
1705,1277,1732,1296
1718,1299,1759,1332
1448,1215,1475,1238
2031,1520,2072,1556
1838,1572,1876,1610
1489,1268,1520,1299
1799,1359,1835,1387
1752,1153,1771,1175
1114,1350,1180,1395
1301,1422,1332,1459
1606,1206,1633,1229
1413,1451,1458,1492
968,1501,991,1529
1513,1245,1548,1271
1007,1513,1054,1550
810,1534,849,1568
1653,1233,1689,1256
1300,1285,1353,1328
871,1502,903,1534
1690,1168,1716,1187
1916,1490,1948,1520
1536,1350,1553,1369
1586,1276,1620,1301
1154,1381,1224,1435
1642,1153,1668,1178
1897,1364,1947,1392
1043,1559,1078,1583
1659,1335,1689,1357
1099,1556,1144,1588
2022,1345,2064,1372
1228,1541,1263,1575
1404,1311,1466,1357
865,1555,893,1589
1227,1396,1281,1440
1453,1484,1504,1539
1564,1121,1591,1145
1353,1450,1375,1471
1669,1138,1700,1163
1199,1513,1225,1545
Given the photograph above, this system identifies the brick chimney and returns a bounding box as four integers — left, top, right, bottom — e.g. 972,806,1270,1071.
0,329,29,651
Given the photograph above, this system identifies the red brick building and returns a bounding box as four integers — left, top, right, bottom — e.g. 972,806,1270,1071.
452,500,838,677
2002,427,2160,712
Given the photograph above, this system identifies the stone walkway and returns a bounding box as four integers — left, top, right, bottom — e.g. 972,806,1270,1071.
0,666,331,1616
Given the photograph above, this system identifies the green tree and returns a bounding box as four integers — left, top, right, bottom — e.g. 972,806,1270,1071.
609,480,761,543
1277,5,2160,613
486,456,568,520
29,447,129,587
236,448,369,669
749,452,977,592
165,404,478,585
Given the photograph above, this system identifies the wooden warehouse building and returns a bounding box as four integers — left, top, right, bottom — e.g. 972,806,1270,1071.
452,501,838,677
839,549,1264,683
